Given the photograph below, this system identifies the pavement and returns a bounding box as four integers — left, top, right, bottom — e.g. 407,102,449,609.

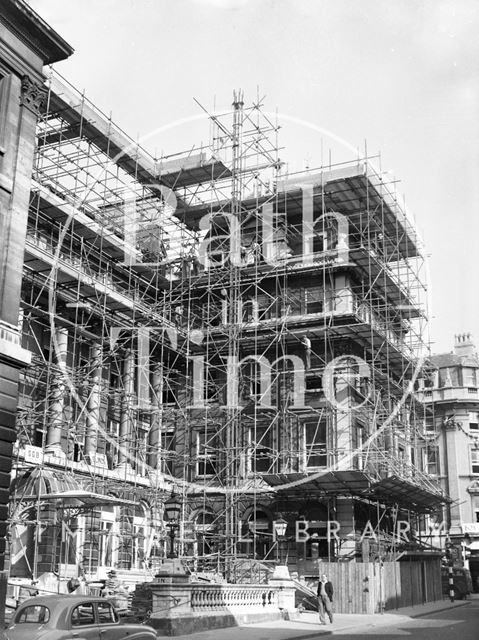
164,596,475,640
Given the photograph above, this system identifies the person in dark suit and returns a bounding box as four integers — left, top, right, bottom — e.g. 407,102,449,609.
317,573,334,624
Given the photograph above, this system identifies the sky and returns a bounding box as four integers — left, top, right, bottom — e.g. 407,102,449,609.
28,0,479,354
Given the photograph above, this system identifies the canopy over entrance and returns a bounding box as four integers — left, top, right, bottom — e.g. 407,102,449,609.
262,470,449,513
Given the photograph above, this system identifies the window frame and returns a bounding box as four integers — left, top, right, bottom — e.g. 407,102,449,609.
15,605,50,624
248,426,273,474
71,602,96,627
423,446,439,476
469,412,479,431
303,419,327,468
96,600,119,624
196,431,217,477
471,448,479,475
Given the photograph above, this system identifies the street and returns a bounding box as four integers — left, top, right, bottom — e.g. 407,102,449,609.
328,599,479,639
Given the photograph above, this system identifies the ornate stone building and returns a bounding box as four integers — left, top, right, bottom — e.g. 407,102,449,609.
1,0,448,597
0,0,72,613
418,333,479,590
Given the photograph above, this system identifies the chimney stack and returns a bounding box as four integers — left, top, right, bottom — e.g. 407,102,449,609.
454,333,476,357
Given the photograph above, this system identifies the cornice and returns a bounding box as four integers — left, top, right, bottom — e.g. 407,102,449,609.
0,0,73,66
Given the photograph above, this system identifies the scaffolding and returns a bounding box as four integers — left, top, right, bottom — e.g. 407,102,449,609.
10,69,446,583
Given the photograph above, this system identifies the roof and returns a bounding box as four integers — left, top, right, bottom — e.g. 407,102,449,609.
430,352,479,368
13,468,79,499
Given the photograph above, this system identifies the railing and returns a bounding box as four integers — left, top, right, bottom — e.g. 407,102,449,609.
190,583,279,611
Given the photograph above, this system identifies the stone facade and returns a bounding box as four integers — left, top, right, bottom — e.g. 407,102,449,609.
0,0,72,617
418,333,479,589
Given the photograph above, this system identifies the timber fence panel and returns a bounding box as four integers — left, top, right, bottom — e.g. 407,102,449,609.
315,559,442,614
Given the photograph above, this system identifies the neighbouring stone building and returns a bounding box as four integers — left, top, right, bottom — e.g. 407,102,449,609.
418,333,479,590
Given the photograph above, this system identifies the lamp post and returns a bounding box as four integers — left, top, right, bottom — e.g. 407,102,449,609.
274,514,288,565
164,499,181,559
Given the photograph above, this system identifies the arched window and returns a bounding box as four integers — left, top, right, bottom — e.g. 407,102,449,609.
247,509,272,560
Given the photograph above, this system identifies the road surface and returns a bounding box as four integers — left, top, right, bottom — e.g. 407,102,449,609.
330,599,479,638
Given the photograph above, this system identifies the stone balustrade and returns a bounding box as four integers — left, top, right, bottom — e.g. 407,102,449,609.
190,583,279,611
146,564,296,635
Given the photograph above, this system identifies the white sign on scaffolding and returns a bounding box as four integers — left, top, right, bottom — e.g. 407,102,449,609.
24,444,44,465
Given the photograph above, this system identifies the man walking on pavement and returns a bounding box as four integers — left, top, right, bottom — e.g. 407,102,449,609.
317,573,334,625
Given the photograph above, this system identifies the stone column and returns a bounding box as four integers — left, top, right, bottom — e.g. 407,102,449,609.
148,363,163,470
85,343,101,462
117,349,134,469
45,327,68,456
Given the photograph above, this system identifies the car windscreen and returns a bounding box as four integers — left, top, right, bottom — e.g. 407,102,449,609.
15,605,50,624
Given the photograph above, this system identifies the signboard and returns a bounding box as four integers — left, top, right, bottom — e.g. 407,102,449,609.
24,445,43,465
88,453,108,468
462,523,479,535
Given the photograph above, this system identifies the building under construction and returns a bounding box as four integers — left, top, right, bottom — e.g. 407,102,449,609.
8,66,448,586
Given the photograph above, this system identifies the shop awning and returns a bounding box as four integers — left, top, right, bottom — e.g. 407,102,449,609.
261,471,449,513
370,475,450,511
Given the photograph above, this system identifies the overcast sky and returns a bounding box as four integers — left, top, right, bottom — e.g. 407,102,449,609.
29,0,479,354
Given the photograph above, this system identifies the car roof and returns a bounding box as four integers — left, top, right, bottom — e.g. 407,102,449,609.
17,595,108,609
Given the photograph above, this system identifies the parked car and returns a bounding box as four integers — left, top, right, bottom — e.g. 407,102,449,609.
1,595,157,640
